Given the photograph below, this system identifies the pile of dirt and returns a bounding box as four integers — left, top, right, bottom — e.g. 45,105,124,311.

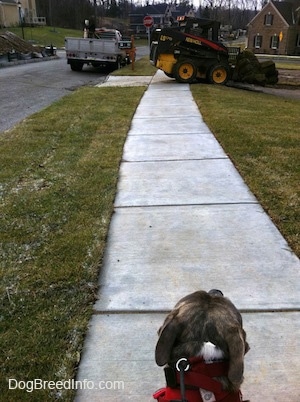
0,31,42,55
232,50,278,86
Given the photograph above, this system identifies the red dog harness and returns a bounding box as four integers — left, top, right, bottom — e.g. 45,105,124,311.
153,357,244,402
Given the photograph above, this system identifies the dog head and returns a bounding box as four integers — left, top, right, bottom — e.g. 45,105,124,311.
155,289,249,392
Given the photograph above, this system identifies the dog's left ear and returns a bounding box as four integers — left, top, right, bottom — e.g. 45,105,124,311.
155,315,181,366
225,326,247,390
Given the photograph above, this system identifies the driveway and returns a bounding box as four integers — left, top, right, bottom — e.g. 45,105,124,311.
0,51,107,133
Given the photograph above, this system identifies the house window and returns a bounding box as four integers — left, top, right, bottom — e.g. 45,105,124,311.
270,35,279,49
264,14,274,26
254,35,263,48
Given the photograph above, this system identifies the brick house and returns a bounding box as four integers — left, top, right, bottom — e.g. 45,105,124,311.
247,0,300,55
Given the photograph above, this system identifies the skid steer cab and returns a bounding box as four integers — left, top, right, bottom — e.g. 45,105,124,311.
150,16,231,84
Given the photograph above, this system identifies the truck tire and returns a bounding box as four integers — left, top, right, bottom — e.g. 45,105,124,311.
174,60,197,83
208,64,229,85
114,56,121,70
70,61,83,72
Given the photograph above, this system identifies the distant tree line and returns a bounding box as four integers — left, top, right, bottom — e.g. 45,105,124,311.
200,0,259,29
36,0,263,30
36,0,95,29
36,0,133,29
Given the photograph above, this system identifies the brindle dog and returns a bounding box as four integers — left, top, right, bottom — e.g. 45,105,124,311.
155,289,250,393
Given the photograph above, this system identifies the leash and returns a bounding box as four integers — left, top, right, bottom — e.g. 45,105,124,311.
176,358,190,402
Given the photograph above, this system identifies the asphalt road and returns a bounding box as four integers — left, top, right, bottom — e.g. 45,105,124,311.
0,51,107,133
0,46,150,134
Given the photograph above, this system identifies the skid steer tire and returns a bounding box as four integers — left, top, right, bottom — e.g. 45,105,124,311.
208,64,229,85
164,71,175,78
174,60,197,83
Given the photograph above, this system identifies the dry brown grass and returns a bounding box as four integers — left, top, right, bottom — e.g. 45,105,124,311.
191,83,299,257
0,86,145,401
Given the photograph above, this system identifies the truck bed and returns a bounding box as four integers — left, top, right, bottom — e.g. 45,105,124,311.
65,37,122,62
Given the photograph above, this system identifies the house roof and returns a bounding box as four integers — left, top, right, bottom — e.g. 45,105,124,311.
137,4,168,16
248,0,300,27
273,1,295,24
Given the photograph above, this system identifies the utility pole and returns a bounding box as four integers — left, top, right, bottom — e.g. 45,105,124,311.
49,0,52,27
17,2,25,39
94,0,97,25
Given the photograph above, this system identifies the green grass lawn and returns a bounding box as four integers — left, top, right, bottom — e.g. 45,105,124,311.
112,55,156,76
3,26,150,50
191,83,299,257
275,62,300,70
0,85,146,401
0,54,299,401
3,26,82,48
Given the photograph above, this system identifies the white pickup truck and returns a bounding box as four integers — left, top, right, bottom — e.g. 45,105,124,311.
65,28,132,71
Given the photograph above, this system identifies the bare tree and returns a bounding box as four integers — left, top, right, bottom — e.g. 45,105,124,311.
200,0,258,28
36,0,95,29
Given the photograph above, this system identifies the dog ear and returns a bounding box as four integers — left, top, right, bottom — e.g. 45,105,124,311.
155,316,181,366
225,326,246,390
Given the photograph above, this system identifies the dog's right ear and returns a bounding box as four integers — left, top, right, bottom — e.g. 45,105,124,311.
155,316,181,366
225,326,247,391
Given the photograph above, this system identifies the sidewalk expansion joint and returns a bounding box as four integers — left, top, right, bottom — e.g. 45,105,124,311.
128,133,212,136
121,157,229,163
240,308,300,313
93,308,300,315
133,115,203,119
114,201,259,209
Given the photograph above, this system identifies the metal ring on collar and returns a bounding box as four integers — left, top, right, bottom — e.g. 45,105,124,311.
175,357,190,372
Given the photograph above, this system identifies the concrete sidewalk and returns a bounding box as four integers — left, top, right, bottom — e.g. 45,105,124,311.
75,70,300,402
